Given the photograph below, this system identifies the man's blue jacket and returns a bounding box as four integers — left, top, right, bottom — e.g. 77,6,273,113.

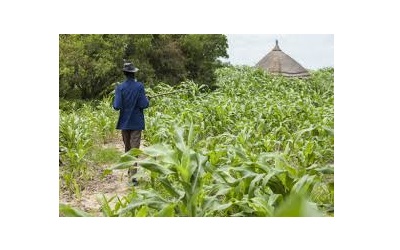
113,78,149,130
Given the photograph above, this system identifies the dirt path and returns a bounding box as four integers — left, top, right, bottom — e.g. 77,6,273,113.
59,138,145,216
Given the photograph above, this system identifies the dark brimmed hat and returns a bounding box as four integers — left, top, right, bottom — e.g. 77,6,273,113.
122,62,139,73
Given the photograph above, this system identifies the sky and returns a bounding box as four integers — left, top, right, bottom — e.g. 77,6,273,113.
223,34,334,70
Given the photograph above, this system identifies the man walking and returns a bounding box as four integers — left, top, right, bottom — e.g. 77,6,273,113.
113,62,149,185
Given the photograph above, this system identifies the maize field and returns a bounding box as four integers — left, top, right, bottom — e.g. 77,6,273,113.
59,66,334,217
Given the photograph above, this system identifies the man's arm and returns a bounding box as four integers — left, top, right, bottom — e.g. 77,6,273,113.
137,85,149,109
113,85,122,110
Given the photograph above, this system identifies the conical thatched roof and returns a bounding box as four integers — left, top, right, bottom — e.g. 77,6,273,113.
256,40,310,77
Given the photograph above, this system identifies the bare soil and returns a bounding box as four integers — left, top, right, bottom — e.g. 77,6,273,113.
59,137,144,216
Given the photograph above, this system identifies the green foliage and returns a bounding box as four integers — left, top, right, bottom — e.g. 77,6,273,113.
180,34,229,86
59,66,334,216
59,98,119,197
109,124,209,217
59,34,128,99
59,34,228,99
88,146,121,164
273,193,322,217
59,203,93,217
143,66,333,216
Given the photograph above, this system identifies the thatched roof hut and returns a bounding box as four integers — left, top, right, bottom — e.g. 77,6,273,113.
256,40,310,77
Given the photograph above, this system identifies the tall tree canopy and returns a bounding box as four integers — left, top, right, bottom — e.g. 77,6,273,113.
59,34,228,99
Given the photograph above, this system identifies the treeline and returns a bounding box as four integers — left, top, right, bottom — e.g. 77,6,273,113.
59,34,229,99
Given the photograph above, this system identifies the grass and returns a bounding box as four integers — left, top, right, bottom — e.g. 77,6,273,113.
88,146,122,165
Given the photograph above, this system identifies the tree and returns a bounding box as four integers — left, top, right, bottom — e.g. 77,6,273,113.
59,34,128,99
149,35,187,85
59,34,229,100
180,34,228,86
123,34,156,86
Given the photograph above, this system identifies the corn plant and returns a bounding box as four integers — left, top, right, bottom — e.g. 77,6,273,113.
112,123,215,216
106,123,327,217
59,112,92,198
60,66,334,216
59,98,118,198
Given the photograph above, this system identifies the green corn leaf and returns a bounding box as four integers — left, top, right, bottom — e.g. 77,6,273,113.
291,174,316,195
248,174,265,199
97,194,115,217
214,185,232,196
209,202,232,213
127,147,143,157
274,193,323,217
230,211,246,217
203,197,232,214
174,126,186,153
142,144,174,157
59,203,92,217
156,204,176,217
266,175,288,195
119,200,149,216
136,160,174,175
294,126,315,139
249,196,273,216
159,177,184,199
215,167,240,186
136,206,149,217
315,165,334,175
306,164,334,175
268,193,283,207
111,161,135,170
187,122,195,148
